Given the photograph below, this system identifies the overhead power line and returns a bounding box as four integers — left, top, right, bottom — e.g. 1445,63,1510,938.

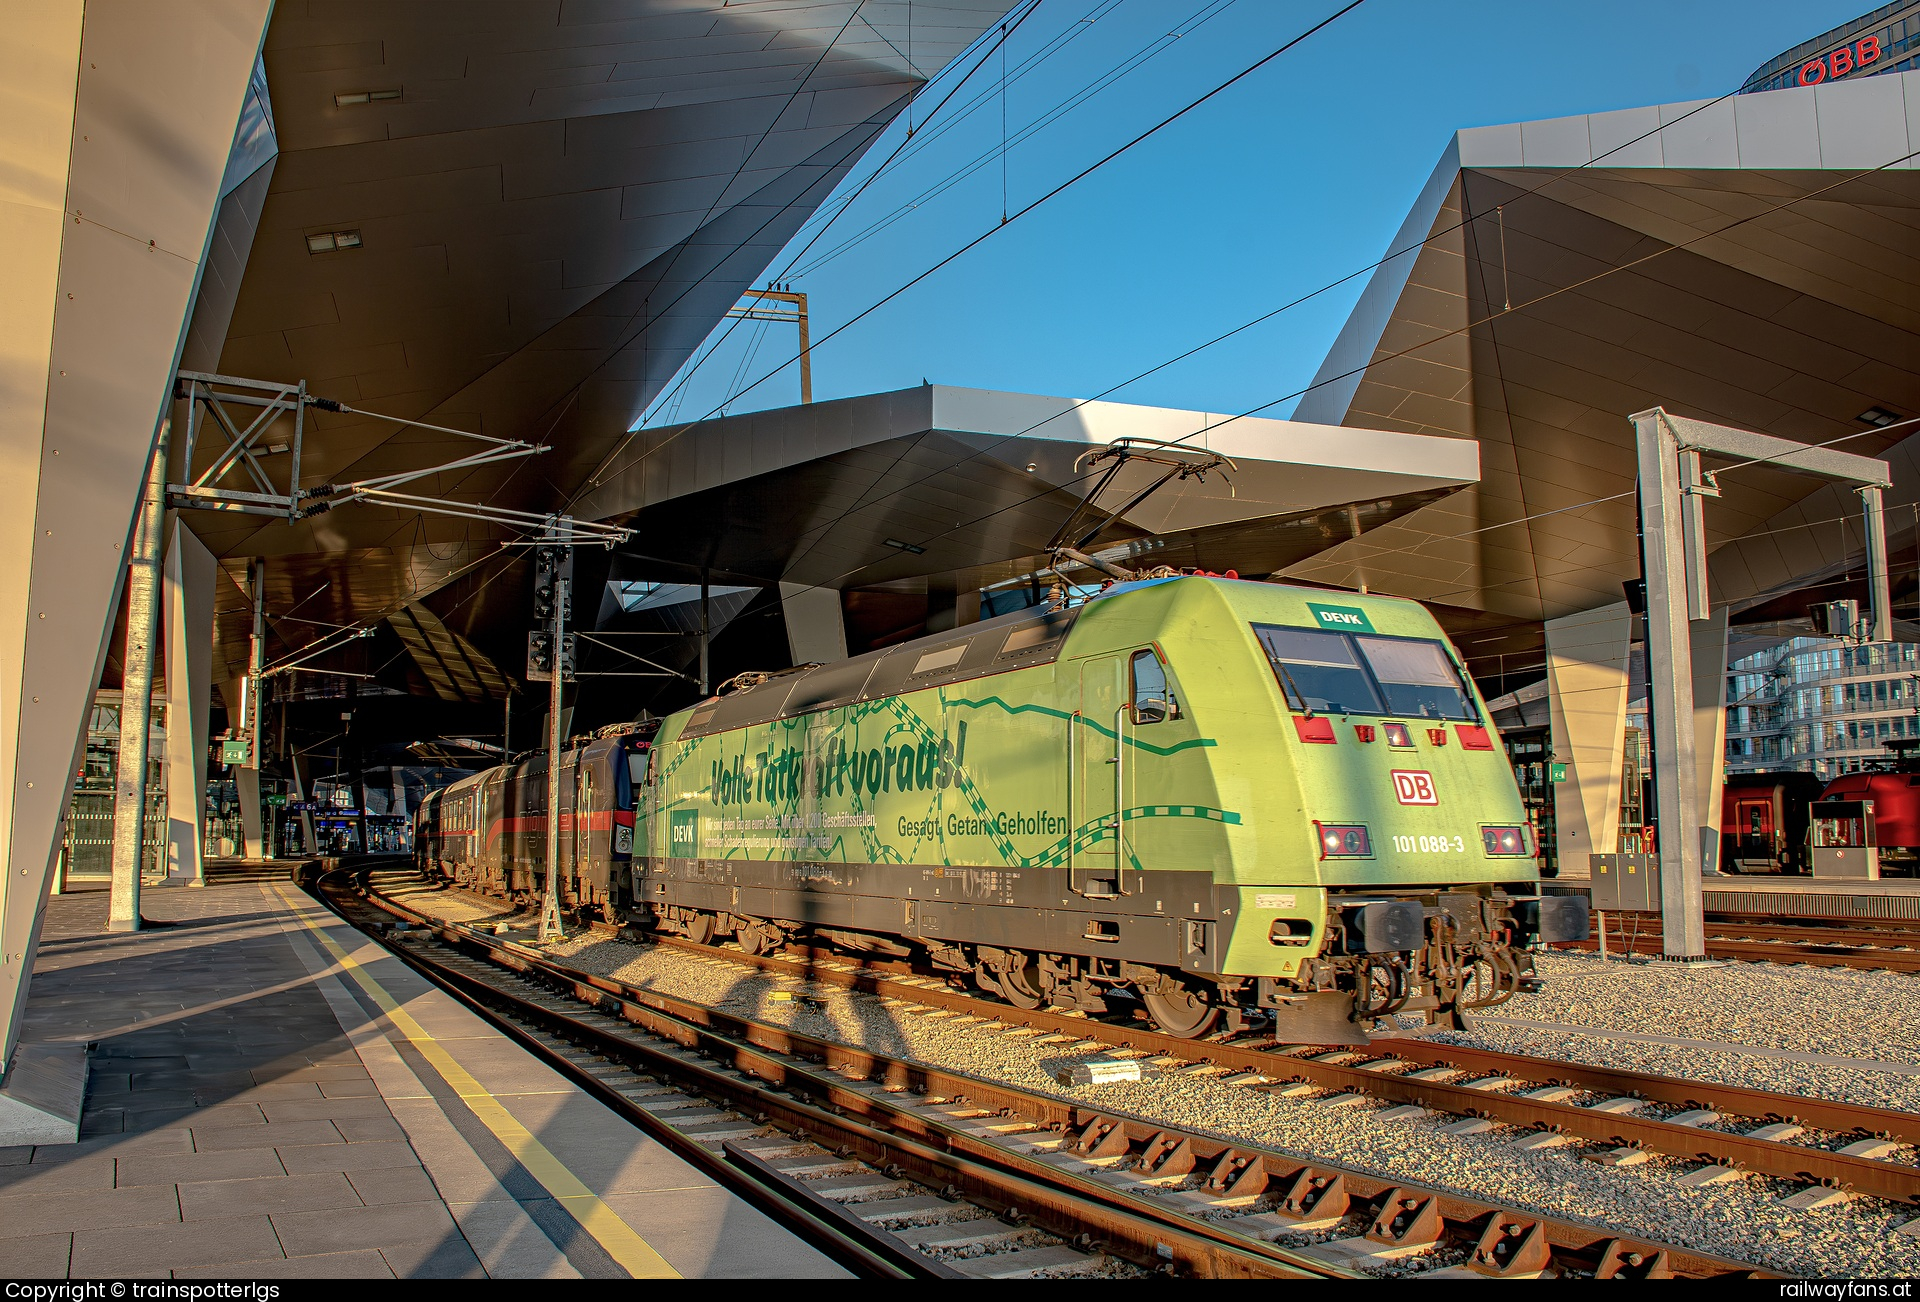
584,0,1371,492
579,0,1050,489
768,82,1765,579
794,144,1920,595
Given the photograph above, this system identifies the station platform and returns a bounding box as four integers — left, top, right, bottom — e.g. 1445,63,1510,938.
1548,869,1920,922
0,877,848,1280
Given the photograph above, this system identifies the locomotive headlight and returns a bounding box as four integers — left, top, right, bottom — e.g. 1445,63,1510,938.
1314,822,1372,858
1481,825,1529,857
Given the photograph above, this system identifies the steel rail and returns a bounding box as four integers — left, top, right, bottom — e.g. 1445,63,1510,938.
1704,920,1920,944
358,872,1766,1278
1562,928,1920,974
600,935,1920,1202
624,921,1920,1139
320,871,1331,1280
307,869,922,1280
1371,1040,1920,1145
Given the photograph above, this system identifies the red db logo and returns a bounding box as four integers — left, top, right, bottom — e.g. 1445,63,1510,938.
1391,770,1438,805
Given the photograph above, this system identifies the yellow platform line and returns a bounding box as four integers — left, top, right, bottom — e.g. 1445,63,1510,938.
276,886,681,1279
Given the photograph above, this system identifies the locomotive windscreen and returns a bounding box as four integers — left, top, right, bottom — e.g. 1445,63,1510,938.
1256,626,1478,721
1356,636,1476,720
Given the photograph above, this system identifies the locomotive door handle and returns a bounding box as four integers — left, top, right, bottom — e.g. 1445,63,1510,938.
1068,711,1079,886
1114,705,1130,894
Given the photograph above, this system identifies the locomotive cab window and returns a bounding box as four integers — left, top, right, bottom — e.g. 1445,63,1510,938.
1255,626,1383,715
1255,624,1478,722
1354,636,1476,720
1130,650,1178,723
628,747,651,789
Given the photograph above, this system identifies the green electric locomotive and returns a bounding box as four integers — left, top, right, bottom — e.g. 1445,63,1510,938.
626,575,1585,1041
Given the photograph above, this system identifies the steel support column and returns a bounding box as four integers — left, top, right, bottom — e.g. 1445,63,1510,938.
238,558,266,859
108,423,169,933
289,753,315,860
1864,486,1893,644
1635,411,1703,957
540,519,573,941
1634,407,1891,958
699,571,711,697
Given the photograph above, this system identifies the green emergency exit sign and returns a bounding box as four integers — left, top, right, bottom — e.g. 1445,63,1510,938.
221,739,251,765
1549,762,1568,783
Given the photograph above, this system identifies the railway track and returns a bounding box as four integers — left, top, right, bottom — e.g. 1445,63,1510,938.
338,867,1776,1279
369,867,1920,1205
634,940,1920,1205
1565,916,1920,973
316,866,1344,1280
598,916,1920,1204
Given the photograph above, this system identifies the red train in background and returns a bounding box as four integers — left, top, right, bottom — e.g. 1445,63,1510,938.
1718,745,1920,877
1718,772,1823,874
1807,762,1920,876
414,731,652,912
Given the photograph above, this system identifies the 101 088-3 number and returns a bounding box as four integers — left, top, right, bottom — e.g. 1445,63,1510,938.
1391,833,1463,854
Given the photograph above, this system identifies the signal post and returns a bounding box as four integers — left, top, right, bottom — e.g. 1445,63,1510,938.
529,518,577,940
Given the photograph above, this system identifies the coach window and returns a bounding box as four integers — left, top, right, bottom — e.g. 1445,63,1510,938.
1131,650,1178,724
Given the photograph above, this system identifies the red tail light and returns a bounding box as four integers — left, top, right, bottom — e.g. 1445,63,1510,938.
1292,716,1337,744
1481,825,1529,857
1315,822,1372,858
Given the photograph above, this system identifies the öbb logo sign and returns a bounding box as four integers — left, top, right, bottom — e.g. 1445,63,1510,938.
1391,770,1438,806
1799,36,1880,85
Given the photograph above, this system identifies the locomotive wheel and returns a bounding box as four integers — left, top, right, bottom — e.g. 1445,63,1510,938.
1140,983,1220,1039
996,957,1049,1011
737,923,777,956
684,911,716,946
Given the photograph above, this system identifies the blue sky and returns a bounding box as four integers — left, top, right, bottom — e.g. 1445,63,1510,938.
642,0,1870,429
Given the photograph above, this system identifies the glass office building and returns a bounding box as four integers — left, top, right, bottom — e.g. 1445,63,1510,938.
1725,639,1920,780
1742,3,1920,92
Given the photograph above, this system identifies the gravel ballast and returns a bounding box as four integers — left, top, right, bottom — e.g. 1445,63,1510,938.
1426,950,1920,1113
390,878,1920,1276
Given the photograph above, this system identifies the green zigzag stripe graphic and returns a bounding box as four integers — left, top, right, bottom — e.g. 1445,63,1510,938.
655,684,1236,870
941,694,1218,755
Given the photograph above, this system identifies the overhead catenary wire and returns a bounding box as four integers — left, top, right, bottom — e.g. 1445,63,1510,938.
255,30,1889,702
780,1,1242,282
546,119,1920,716
1295,389,1920,594
775,142,1920,604
584,0,1371,494
749,78,1775,583
576,0,874,413
296,1,1042,551
578,2,1050,489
